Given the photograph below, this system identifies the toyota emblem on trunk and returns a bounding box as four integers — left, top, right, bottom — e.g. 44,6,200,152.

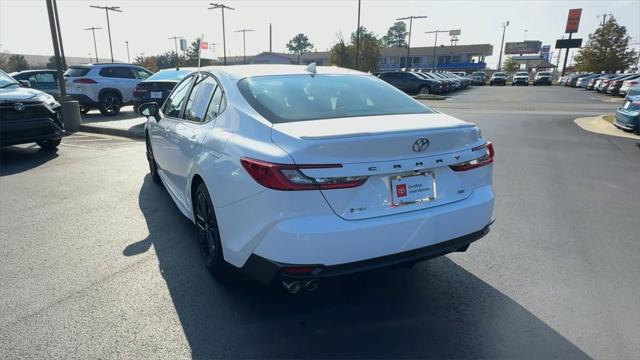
412,138,430,152
14,103,25,112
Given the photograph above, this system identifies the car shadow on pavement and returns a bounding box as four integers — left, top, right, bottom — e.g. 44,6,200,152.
0,145,58,176
81,106,140,124
125,174,590,359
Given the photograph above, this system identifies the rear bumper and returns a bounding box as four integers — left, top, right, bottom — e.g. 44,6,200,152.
243,220,493,284
238,184,494,283
1,117,64,146
68,94,99,107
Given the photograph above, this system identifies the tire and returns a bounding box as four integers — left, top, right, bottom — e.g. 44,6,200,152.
146,134,161,184
418,86,430,95
194,182,227,277
98,92,122,116
36,138,61,150
80,106,90,114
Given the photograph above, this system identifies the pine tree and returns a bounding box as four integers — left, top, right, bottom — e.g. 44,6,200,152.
382,21,407,48
574,16,637,72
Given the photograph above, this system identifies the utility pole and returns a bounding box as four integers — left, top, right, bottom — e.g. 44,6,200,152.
125,41,130,63
269,23,272,53
235,29,254,64
561,33,573,76
51,0,67,69
497,21,509,70
355,0,361,69
90,5,122,62
209,3,235,65
425,30,449,71
88,53,92,63
397,15,427,70
168,36,184,67
524,29,528,41
84,27,102,63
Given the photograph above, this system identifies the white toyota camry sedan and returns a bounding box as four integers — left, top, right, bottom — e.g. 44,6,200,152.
139,64,494,293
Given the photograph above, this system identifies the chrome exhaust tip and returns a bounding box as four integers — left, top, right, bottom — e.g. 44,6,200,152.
304,279,319,292
282,280,302,294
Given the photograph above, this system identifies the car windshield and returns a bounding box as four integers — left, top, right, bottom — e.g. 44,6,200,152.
0,70,19,88
516,72,528,76
147,69,193,81
494,73,506,76
538,72,551,76
238,74,433,123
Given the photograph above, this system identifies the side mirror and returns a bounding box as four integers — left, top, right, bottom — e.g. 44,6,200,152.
138,102,159,121
18,80,31,87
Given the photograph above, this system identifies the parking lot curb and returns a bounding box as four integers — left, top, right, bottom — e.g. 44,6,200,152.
79,123,145,140
574,115,640,140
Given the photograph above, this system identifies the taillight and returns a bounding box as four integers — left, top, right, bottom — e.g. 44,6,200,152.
450,142,495,172
240,157,367,191
72,78,97,84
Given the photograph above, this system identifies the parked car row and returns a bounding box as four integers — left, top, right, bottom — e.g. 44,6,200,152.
377,70,473,95
560,72,640,96
8,63,200,117
486,71,552,86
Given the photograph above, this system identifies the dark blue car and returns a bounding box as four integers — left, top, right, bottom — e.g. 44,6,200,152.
133,67,195,112
614,95,640,134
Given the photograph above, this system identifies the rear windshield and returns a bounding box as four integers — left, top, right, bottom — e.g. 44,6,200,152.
493,73,506,76
147,69,193,81
64,67,91,77
238,74,433,124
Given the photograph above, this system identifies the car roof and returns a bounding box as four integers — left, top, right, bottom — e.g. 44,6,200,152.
10,69,57,74
69,63,143,68
201,64,365,80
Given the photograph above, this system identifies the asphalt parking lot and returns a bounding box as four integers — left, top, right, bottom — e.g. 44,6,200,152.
1,86,639,359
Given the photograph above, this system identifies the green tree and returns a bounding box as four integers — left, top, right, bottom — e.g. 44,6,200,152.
286,33,314,64
329,34,353,68
46,56,59,69
7,54,29,72
184,37,216,67
381,21,407,48
503,57,520,72
574,16,637,72
0,47,9,70
350,26,382,72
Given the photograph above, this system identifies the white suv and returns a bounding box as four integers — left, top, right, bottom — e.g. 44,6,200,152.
512,71,530,86
64,63,152,116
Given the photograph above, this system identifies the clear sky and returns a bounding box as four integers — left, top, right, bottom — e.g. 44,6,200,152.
1,0,639,68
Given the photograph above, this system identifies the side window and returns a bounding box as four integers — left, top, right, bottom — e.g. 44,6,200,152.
29,72,55,84
204,86,224,122
99,67,135,79
183,75,218,122
163,76,193,118
134,68,152,80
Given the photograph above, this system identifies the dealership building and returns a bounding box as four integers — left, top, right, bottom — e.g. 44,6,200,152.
225,43,493,72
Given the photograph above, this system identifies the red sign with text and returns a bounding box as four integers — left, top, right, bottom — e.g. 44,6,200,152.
565,8,582,33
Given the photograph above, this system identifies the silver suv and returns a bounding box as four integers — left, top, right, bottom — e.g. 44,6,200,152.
64,63,152,116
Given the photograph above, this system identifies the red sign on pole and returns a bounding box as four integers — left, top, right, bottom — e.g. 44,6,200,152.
565,8,582,33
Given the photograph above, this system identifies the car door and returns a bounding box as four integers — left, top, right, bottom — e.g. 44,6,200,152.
151,75,194,198
165,73,219,199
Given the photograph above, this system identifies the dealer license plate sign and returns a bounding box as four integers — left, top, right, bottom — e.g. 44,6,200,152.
390,172,436,207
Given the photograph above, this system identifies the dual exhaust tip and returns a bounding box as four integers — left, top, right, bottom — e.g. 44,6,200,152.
282,279,318,294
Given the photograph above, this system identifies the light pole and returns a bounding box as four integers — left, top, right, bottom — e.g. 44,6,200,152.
425,30,449,71
84,27,102,63
497,21,509,70
235,29,254,64
524,29,528,41
397,15,428,70
125,41,130,63
209,3,235,65
168,36,184,67
90,5,122,62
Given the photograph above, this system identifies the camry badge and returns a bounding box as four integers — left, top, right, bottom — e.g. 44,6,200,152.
14,103,25,112
412,138,430,152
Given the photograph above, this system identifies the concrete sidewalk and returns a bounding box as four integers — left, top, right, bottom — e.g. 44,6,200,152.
78,106,146,139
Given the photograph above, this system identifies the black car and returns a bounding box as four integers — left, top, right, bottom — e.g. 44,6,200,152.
133,68,195,111
0,70,63,150
377,71,444,95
